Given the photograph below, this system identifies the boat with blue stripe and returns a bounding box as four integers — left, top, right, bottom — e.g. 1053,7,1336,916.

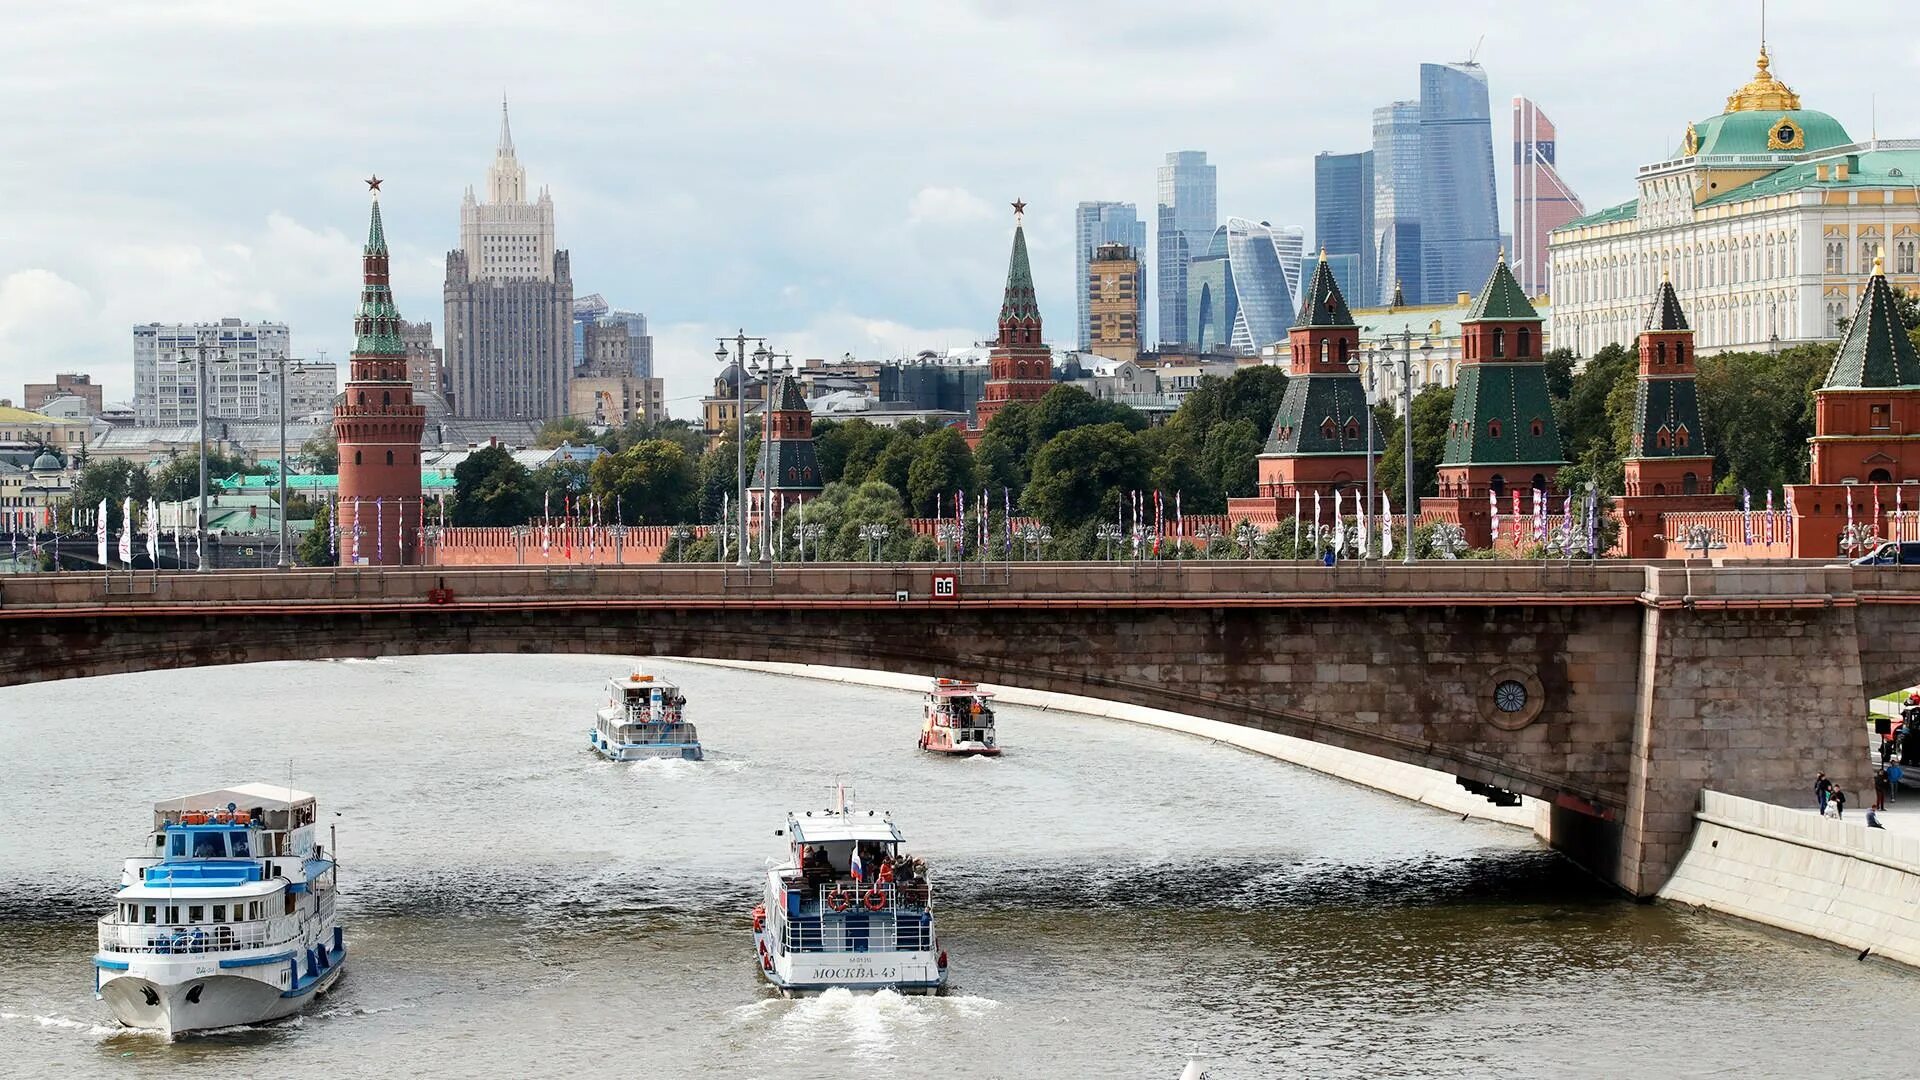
752,786,947,996
93,785,346,1038
590,671,703,761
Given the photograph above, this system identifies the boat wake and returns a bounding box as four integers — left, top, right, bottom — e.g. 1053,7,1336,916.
0,1011,128,1038
744,988,1001,1052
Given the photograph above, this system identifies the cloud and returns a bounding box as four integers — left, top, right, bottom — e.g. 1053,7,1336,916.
907,187,994,228
0,271,95,389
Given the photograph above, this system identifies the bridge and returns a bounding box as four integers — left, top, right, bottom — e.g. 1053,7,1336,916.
3,561,1913,897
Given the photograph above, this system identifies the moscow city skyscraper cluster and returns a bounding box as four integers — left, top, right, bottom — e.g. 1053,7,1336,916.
1080,55,1582,358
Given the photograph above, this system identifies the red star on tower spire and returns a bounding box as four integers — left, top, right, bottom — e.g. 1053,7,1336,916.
365,175,383,193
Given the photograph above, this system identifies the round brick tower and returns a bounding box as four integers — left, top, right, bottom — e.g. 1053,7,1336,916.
333,180,426,565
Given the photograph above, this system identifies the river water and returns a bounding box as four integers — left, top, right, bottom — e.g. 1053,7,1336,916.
1,655,1915,1078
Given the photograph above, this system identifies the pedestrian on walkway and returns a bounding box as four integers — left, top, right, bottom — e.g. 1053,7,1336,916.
1875,768,1891,812
1816,772,1832,815
1832,787,1848,819
1868,810,1887,830
1891,762,1905,804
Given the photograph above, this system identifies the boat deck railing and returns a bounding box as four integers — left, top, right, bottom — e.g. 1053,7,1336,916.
613,721,699,745
777,900,936,955
98,915,294,955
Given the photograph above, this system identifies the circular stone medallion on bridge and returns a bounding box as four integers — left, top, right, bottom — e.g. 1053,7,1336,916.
1482,667,1546,731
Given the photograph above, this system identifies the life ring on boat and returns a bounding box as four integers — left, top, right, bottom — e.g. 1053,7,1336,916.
826,888,853,912
863,888,887,911
937,950,948,969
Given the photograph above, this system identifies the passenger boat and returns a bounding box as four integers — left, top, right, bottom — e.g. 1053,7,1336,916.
919,678,1000,756
589,671,702,761
751,788,947,996
93,785,345,1038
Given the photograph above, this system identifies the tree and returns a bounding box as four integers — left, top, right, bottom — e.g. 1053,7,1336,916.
1024,422,1149,530
1028,384,1146,448
300,432,338,473
1138,425,1217,512
68,459,152,530
1374,386,1455,504
905,427,976,517
450,445,537,526
1695,343,1832,494
1202,419,1263,504
536,416,595,449
816,418,890,485
696,438,742,523
590,440,698,524
871,430,918,497
530,459,591,514
297,502,332,566
152,451,259,502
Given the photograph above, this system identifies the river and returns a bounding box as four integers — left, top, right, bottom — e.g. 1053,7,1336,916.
1,655,1914,1078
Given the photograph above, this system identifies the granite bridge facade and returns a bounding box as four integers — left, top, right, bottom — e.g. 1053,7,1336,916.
3,562,1913,897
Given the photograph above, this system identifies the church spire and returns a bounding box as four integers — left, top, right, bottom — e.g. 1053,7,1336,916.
498,94,515,157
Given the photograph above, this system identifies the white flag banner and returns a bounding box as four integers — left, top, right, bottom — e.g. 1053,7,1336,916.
1358,489,1371,559
117,497,133,565
146,498,159,565
1381,492,1394,558
96,498,108,565
1332,489,1346,556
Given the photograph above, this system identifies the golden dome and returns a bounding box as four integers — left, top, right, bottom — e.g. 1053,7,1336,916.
1725,48,1802,113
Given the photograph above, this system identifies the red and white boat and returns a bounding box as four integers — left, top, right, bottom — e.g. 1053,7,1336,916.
918,678,1000,756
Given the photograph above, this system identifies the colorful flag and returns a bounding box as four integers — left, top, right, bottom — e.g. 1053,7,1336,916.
118,498,133,565
1764,490,1776,545
1586,484,1601,557
1489,489,1499,540
850,844,867,882
1153,491,1164,557
145,498,158,565
1004,487,1012,558
1512,489,1524,545
1314,490,1323,546
1358,487,1370,559
1380,491,1394,559
1742,489,1753,545
376,497,385,563
1332,489,1345,555
1783,487,1795,549
1533,488,1547,541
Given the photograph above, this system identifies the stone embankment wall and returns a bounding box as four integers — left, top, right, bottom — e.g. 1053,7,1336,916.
676,659,1545,830
1660,791,1920,966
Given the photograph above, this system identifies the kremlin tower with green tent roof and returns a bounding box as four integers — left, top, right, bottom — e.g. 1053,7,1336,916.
1418,253,1567,549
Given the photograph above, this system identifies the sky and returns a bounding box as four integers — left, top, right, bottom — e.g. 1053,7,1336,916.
2,0,1917,421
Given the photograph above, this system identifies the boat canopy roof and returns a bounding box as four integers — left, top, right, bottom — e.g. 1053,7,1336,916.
153,785,315,814
609,673,678,695
117,878,285,900
927,678,990,700
787,812,903,845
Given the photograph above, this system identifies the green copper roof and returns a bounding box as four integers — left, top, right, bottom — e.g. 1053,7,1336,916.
1824,270,1920,390
1680,109,1852,159
1560,199,1637,231
1292,255,1355,329
355,330,405,355
366,199,388,254
1440,364,1567,467
1645,280,1689,332
1464,258,1540,323
999,225,1040,323
1263,374,1374,457
1629,378,1710,460
1699,148,1920,209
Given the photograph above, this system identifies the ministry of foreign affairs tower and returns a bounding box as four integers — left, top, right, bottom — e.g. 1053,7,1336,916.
334,178,426,565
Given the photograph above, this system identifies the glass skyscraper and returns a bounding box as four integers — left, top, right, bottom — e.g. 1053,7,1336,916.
1185,227,1234,354
1313,150,1375,308
1156,151,1217,348
1225,219,1297,353
1416,62,1500,306
1269,225,1305,313
1372,101,1423,306
1074,202,1148,350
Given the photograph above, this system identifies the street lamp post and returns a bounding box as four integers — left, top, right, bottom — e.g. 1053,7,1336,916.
713,331,768,569
1194,523,1222,559
258,355,306,567
173,342,230,572
1344,353,1375,560
1018,523,1051,561
858,523,890,562
760,351,790,565
1367,330,1429,563
1235,520,1260,559
1095,523,1122,561
793,522,824,564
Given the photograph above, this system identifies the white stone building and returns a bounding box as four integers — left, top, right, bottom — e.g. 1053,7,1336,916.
1549,49,1920,357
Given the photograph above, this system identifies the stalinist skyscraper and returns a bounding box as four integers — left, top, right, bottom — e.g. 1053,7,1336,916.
444,98,574,419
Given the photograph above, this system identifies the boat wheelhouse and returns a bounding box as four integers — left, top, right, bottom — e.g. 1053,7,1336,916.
590,671,702,761
919,678,1000,756
752,790,946,996
94,785,345,1038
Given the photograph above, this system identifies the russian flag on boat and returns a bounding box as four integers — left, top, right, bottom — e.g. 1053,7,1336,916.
850,845,866,882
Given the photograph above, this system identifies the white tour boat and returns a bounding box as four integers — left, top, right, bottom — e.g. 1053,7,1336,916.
93,785,345,1038
589,671,703,761
752,788,947,995
919,678,1000,756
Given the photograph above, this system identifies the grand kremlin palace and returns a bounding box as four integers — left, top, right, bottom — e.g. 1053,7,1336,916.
1548,47,1920,357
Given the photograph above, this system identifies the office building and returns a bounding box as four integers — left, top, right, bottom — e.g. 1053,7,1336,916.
1417,61,1502,308
1373,101,1423,307
23,373,103,416
572,294,654,379
1314,151,1375,307
1073,202,1147,350
444,98,574,419
132,319,292,426
1155,151,1218,347
399,321,445,398
1086,242,1143,362
1512,98,1585,299
1270,224,1306,309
